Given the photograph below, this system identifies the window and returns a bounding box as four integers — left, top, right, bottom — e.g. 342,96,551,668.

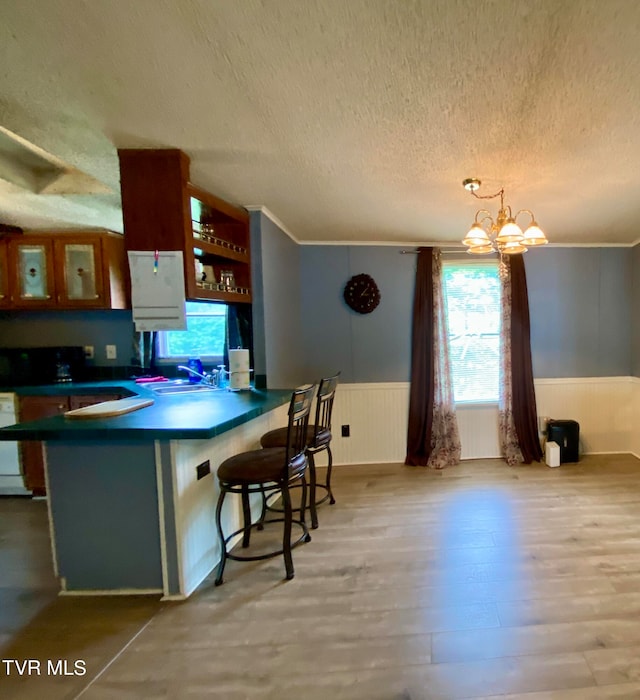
442,261,500,403
156,302,227,362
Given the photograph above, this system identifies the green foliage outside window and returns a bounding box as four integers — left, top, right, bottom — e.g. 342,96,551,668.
443,263,500,403
158,302,226,359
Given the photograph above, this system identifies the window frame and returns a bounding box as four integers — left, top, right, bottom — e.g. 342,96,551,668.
442,258,501,407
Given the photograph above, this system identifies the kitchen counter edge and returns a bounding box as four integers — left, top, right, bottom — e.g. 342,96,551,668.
0,381,292,441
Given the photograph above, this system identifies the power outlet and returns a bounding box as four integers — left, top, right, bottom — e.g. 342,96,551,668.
105,345,117,360
538,415,550,433
341,425,350,438
196,460,211,480
83,345,94,360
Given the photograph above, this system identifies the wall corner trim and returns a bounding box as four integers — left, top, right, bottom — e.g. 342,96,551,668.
244,206,300,245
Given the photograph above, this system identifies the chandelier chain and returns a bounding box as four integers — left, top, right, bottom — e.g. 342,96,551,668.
470,187,505,209
470,187,503,201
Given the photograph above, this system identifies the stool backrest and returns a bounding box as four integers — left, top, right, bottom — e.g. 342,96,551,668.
286,384,315,466
312,372,340,438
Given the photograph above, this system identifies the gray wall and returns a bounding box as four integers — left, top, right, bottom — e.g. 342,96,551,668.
524,248,633,377
299,246,414,383
251,212,305,388
2,237,634,382
295,245,633,383
0,309,135,366
526,247,631,377
633,244,640,377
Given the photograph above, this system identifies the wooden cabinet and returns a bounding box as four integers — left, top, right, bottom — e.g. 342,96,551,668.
118,148,251,304
19,393,123,495
5,231,129,310
68,394,121,410
19,395,69,496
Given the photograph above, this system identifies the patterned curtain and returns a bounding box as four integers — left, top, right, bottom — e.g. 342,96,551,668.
498,258,523,465
499,254,543,465
405,248,461,469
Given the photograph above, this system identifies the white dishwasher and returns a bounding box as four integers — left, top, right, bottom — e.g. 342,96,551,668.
0,393,29,495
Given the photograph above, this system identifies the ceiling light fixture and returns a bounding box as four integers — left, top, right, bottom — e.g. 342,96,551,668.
461,178,548,256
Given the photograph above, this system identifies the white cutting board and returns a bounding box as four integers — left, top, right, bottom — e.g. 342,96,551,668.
64,398,154,419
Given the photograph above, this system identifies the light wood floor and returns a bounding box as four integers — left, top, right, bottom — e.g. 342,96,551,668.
3,455,640,699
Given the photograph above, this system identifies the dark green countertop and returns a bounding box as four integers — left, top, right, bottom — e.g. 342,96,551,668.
0,381,292,441
4,379,141,397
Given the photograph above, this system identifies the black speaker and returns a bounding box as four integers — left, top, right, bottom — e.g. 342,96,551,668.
546,420,580,463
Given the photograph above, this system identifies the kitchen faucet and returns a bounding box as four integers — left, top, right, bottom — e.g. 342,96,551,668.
177,365,219,386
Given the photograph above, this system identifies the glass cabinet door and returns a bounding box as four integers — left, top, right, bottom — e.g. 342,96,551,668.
56,238,104,306
16,244,52,301
7,237,56,308
64,244,97,300
4,234,116,309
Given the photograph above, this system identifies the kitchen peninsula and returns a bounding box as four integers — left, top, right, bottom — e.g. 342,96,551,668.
0,383,291,599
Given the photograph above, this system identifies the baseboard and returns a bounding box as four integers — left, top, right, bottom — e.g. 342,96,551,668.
59,588,163,597
584,451,635,456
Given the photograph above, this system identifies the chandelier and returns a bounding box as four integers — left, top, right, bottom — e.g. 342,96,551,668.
461,178,548,255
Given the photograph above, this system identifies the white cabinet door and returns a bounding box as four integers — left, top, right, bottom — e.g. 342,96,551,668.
0,393,28,494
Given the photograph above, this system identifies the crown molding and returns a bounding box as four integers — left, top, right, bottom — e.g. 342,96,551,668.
242,208,640,249
297,239,457,247
297,240,639,248
544,242,635,248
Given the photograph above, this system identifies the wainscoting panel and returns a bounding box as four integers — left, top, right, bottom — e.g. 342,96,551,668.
628,378,640,459
171,402,288,597
534,377,632,455
330,383,409,467
456,405,501,459
330,378,636,466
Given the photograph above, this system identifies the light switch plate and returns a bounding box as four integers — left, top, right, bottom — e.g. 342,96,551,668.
106,345,117,360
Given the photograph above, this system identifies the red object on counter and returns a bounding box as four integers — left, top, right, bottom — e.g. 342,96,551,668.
134,376,168,384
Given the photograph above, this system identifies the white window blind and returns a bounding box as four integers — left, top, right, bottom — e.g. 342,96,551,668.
442,261,500,403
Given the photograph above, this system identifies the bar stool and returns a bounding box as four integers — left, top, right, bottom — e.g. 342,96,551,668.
214,384,315,585
260,372,340,529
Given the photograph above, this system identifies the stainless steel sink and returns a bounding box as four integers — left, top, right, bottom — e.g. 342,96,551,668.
149,382,219,395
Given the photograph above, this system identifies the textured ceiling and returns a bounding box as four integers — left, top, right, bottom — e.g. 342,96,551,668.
1,0,640,245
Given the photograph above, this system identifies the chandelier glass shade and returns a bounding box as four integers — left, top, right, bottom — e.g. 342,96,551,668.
461,178,548,255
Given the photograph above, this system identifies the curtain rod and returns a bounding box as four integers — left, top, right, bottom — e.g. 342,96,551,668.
399,248,467,255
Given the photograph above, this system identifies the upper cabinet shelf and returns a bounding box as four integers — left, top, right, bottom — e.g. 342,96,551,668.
118,149,252,304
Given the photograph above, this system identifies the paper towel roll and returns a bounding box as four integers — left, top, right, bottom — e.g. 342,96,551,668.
229,371,251,390
229,349,250,372
228,349,251,390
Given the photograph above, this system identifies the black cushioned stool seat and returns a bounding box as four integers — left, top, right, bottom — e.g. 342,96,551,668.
214,385,315,585
260,426,332,450
260,372,339,529
218,448,307,485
